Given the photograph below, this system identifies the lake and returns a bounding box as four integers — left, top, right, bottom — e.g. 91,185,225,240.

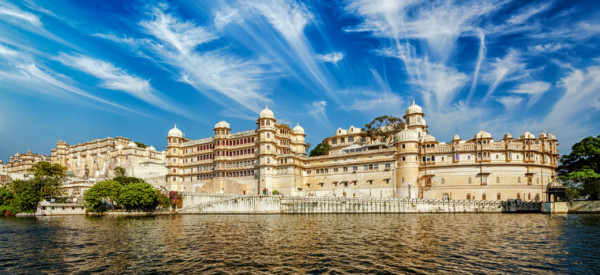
1,214,599,273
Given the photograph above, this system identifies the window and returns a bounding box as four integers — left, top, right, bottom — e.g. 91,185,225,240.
348,136,354,143
441,178,445,184
497,193,501,200
467,193,471,200
468,177,472,184
402,156,406,161
341,137,345,143
364,165,368,170
401,177,404,183
518,177,521,183
528,193,531,200
385,179,390,184
482,177,487,185
385,163,391,169
343,167,348,172
267,133,270,138
402,144,406,149
482,193,487,200
455,154,459,160
353,166,357,171
332,138,337,144
517,193,521,200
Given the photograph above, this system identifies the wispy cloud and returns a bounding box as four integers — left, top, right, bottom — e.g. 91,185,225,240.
496,96,523,111
307,100,331,129
508,81,551,108
0,1,41,26
482,49,525,101
507,2,553,25
317,51,344,65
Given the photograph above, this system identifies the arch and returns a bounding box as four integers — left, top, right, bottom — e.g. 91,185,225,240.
443,193,449,200
528,193,531,200
466,193,471,200
517,193,521,200
497,193,501,201
496,176,500,183
535,194,540,202
482,193,487,201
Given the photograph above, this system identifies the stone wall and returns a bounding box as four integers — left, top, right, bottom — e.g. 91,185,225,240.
179,193,541,214
36,202,86,215
542,201,600,213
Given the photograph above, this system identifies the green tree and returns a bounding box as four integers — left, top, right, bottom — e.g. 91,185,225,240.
84,180,122,212
114,167,126,177
0,187,17,216
29,161,65,179
558,135,600,200
113,176,145,186
134,141,148,148
309,142,331,157
10,180,41,212
360,115,405,145
118,182,159,211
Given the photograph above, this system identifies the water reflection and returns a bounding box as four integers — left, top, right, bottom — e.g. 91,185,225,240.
1,214,599,273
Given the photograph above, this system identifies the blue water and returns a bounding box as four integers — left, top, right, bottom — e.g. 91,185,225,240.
1,214,599,273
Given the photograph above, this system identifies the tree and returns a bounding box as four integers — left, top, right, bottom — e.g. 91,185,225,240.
118,182,159,211
360,115,405,145
309,142,331,157
134,141,148,149
0,187,17,216
113,176,145,186
114,167,126,177
10,180,41,212
305,142,312,155
29,161,65,179
558,135,600,200
84,180,122,212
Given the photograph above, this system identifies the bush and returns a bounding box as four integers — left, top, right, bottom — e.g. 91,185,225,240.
119,182,159,211
84,180,122,212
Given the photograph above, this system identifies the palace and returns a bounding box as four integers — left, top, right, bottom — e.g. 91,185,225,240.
6,149,50,175
51,137,166,181
167,102,559,201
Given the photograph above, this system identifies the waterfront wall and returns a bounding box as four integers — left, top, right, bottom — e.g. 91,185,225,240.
36,202,86,216
178,193,541,214
542,201,600,214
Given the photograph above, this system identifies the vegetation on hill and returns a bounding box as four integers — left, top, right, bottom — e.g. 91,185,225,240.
309,142,331,157
360,115,405,145
134,141,148,148
558,135,600,200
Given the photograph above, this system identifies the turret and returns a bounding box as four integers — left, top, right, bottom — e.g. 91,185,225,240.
257,105,277,194
403,100,427,134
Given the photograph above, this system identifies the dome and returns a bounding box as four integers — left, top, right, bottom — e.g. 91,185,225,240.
452,134,461,141
504,132,513,139
127,141,136,148
547,132,557,140
539,132,547,138
149,145,156,151
396,128,419,142
168,124,183,137
474,130,492,139
259,104,274,119
214,121,230,129
520,131,535,139
406,100,423,115
422,134,436,142
293,123,305,134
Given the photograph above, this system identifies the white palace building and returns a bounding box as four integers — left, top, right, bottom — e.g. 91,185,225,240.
166,103,559,202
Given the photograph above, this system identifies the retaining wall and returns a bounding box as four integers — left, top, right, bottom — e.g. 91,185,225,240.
543,201,600,213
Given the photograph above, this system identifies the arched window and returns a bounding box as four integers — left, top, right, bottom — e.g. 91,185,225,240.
528,193,531,200
535,194,540,202
518,177,521,183
467,193,471,200
443,193,449,200
468,177,472,184
267,145,270,150
496,176,500,183
497,193,501,200
482,193,487,200
517,193,521,200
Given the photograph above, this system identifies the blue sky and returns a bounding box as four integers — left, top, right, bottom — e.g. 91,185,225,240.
1,0,599,161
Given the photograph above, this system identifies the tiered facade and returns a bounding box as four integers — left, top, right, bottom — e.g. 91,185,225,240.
6,150,50,174
51,137,166,179
168,103,559,202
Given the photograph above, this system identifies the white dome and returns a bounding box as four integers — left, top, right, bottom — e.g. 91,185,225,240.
422,134,436,142
293,123,305,134
406,100,423,115
168,124,183,137
474,130,492,139
149,145,156,151
396,128,419,142
127,141,137,148
259,105,274,119
547,132,557,140
520,131,535,139
452,134,461,140
214,121,230,129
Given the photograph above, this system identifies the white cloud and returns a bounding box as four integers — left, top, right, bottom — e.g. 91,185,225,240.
0,44,18,56
509,81,551,107
530,43,570,53
482,49,525,101
496,96,523,111
467,28,486,103
507,2,553,25
0,3,41,26
317,51,344,65
307,100,331,129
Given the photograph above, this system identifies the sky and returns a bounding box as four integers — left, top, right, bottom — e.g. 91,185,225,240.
0,0,599,162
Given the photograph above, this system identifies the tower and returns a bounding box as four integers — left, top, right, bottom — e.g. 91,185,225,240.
257,105,276,194
404,100,428,135
166,124,183,191
395,125,420,199
213,120,231,193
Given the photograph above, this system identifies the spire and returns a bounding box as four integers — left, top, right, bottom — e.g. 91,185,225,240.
174,123,177,128
266,104,269,109
412,99,415,105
